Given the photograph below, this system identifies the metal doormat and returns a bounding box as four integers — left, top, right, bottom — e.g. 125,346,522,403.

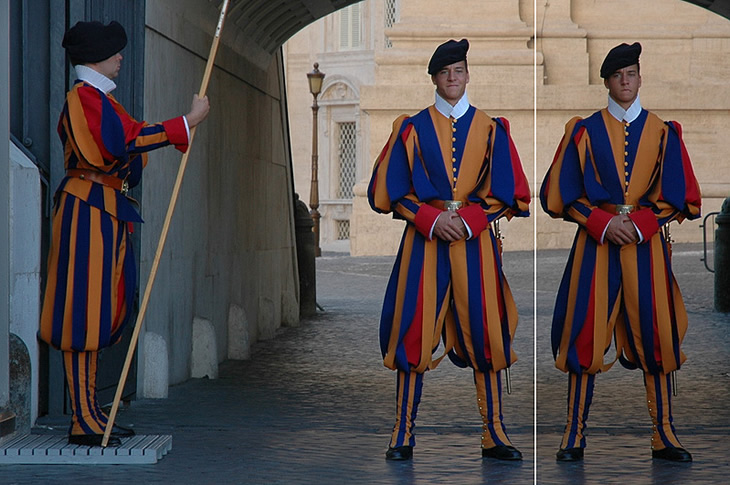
0,434,172,464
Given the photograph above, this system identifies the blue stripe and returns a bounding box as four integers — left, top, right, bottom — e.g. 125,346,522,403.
385,123,417,206
466,239,487,369
492,234,513,368
662,238,683,368
581,112,620,204
51,197,76,347
635,242,659,373
661,122,689,214
482,370,508,446
380,229,407,356
489,118,517,207
71,202,91,350
409,109,450,200
551,232,578,359
98,212,114,348
68,353,95,435
99,91,128,162
652,373,677,447
392,233,426,370
393,371,423,447
565,238,598,372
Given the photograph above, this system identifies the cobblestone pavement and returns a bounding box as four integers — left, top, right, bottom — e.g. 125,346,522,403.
0,243,727,484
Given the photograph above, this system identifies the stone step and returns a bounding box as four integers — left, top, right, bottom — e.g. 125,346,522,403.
0,433,172,464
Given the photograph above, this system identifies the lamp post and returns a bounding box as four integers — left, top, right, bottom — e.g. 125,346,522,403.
307,62,325,257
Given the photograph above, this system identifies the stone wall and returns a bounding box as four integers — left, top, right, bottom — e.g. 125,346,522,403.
138,0,299,393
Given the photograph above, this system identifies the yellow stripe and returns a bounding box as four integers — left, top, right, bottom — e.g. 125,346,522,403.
85,209,103,349
67,86,106,168
383,227,415,369
60,202,80,350
556,231,586,371
620,244,646,367
482,235,507,370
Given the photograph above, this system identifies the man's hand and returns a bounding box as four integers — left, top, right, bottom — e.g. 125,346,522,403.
433,211,467,242
186,94,210,128
604,214,639,245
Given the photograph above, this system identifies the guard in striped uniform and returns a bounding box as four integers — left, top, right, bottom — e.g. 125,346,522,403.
40,20,209,447
369,39,531,461
540,42,701,462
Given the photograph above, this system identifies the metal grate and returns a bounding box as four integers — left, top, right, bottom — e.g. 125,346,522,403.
337,122,357,199
336,220,350,240
384,0,399,48
0,434,172,464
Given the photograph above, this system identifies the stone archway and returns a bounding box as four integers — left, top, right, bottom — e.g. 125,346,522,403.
683,0,730,20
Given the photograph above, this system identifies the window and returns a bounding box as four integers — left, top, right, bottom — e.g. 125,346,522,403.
339,3,361,49
337,122,357,199
384,0,399,48
336,220,350,240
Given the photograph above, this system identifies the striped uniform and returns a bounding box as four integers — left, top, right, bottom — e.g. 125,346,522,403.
540,108,701,450
369,105,530,449
40,80,189,436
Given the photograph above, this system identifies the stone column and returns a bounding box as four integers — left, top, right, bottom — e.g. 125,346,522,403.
536,0,588,85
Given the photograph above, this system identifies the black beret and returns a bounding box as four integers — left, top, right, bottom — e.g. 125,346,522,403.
62,21,127,64
428,39,469,75
600,42,641,79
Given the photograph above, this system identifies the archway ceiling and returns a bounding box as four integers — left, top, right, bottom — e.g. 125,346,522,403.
684,0,730,20
209,0,730,56
210,0,363,54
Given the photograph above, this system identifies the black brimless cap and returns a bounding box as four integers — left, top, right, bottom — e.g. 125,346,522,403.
600,42,641,79
62,20,127,64
428,38,469,75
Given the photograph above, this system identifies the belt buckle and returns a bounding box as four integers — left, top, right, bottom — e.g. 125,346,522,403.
616,204,634,215
121,180,129,195
444,200,462,211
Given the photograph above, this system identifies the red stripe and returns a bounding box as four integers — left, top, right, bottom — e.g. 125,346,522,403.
403,267,425,367
576,270,596,369
479,246,492,360
77,86,113,161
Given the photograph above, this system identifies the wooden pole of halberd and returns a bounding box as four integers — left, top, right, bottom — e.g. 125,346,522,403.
102,0,231,448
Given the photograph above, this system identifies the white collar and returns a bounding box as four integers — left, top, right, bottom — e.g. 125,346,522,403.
607,94,642,123
75,65,117,94
434,90,470,120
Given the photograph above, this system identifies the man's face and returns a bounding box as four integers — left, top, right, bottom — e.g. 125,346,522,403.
431,61,469,106
604,64,641,109
89,52,123,80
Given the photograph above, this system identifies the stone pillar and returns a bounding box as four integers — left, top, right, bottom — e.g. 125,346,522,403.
536,0,589,86
295,194,317,317
191,318,218,379
714,197,730,313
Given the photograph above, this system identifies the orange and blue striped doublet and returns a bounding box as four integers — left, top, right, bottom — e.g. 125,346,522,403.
540,109,701,376
40,81,189,353
369,106,531,375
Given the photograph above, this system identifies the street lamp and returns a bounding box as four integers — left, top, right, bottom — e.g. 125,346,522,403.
307,62,325,257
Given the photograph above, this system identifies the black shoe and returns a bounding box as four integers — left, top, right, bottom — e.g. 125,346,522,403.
385,446,413,461
68,434,121,447
652,447,692,462
111,424,135,437
482,445,523,461
556,447,584,462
